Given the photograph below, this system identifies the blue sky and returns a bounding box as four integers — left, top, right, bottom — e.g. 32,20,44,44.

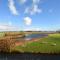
0,0,60,31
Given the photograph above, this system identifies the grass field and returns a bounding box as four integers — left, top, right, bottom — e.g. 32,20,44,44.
0,32,60,54
15,33,60,53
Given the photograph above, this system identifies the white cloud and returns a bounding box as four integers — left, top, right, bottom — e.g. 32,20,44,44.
24,17,32,26
31,5,42,15
19,0,27,4
0,25,12,31
30,28,40,31
0,25,7,30
24,0,42,15
25,5,42,15
0,23,20,31
33,0,40,4
34,28,40,31
23,27,42,31
8,0,18,15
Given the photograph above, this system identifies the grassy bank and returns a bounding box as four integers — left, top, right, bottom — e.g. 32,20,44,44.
15,33,60,54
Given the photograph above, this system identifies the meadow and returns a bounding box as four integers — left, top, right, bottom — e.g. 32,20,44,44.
0,32,60,54
15,33,60,54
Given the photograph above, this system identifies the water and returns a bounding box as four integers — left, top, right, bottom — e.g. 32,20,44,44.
16,34,48,41
25,34,48,39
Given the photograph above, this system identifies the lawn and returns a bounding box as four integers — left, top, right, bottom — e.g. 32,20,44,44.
15,33,60,53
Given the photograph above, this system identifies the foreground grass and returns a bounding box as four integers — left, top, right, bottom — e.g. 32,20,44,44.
15,33,60,53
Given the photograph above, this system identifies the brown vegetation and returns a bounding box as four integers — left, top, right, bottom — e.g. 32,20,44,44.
0,38,15,52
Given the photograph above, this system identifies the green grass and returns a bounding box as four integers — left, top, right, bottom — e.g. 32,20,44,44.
0,32,5,37
15,33,60,53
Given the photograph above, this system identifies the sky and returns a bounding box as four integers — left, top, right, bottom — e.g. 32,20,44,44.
0,0,60,31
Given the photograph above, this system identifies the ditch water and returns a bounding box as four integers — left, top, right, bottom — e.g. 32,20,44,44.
25,34,48,40
17,34,48,41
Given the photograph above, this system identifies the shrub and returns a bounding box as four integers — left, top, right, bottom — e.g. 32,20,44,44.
0,38,15,53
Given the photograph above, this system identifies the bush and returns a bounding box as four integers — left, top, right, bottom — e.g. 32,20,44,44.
0,38,15,53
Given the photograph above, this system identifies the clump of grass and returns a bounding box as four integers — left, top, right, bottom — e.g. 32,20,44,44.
51,43,56,46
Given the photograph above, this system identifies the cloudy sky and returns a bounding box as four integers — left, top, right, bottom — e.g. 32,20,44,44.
0,0,60,31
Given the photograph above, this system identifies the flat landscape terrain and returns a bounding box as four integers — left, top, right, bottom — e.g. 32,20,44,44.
0,31,60,54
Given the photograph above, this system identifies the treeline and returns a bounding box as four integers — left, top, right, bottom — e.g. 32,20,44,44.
56,30,60,33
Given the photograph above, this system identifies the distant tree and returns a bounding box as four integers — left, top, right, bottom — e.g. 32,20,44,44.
56,30,60,33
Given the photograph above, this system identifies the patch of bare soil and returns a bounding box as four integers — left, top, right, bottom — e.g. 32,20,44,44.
15,42,24,46
15,38,41,46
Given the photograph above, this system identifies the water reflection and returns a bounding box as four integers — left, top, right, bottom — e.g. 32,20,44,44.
16,34,48,41
24,34,48,40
